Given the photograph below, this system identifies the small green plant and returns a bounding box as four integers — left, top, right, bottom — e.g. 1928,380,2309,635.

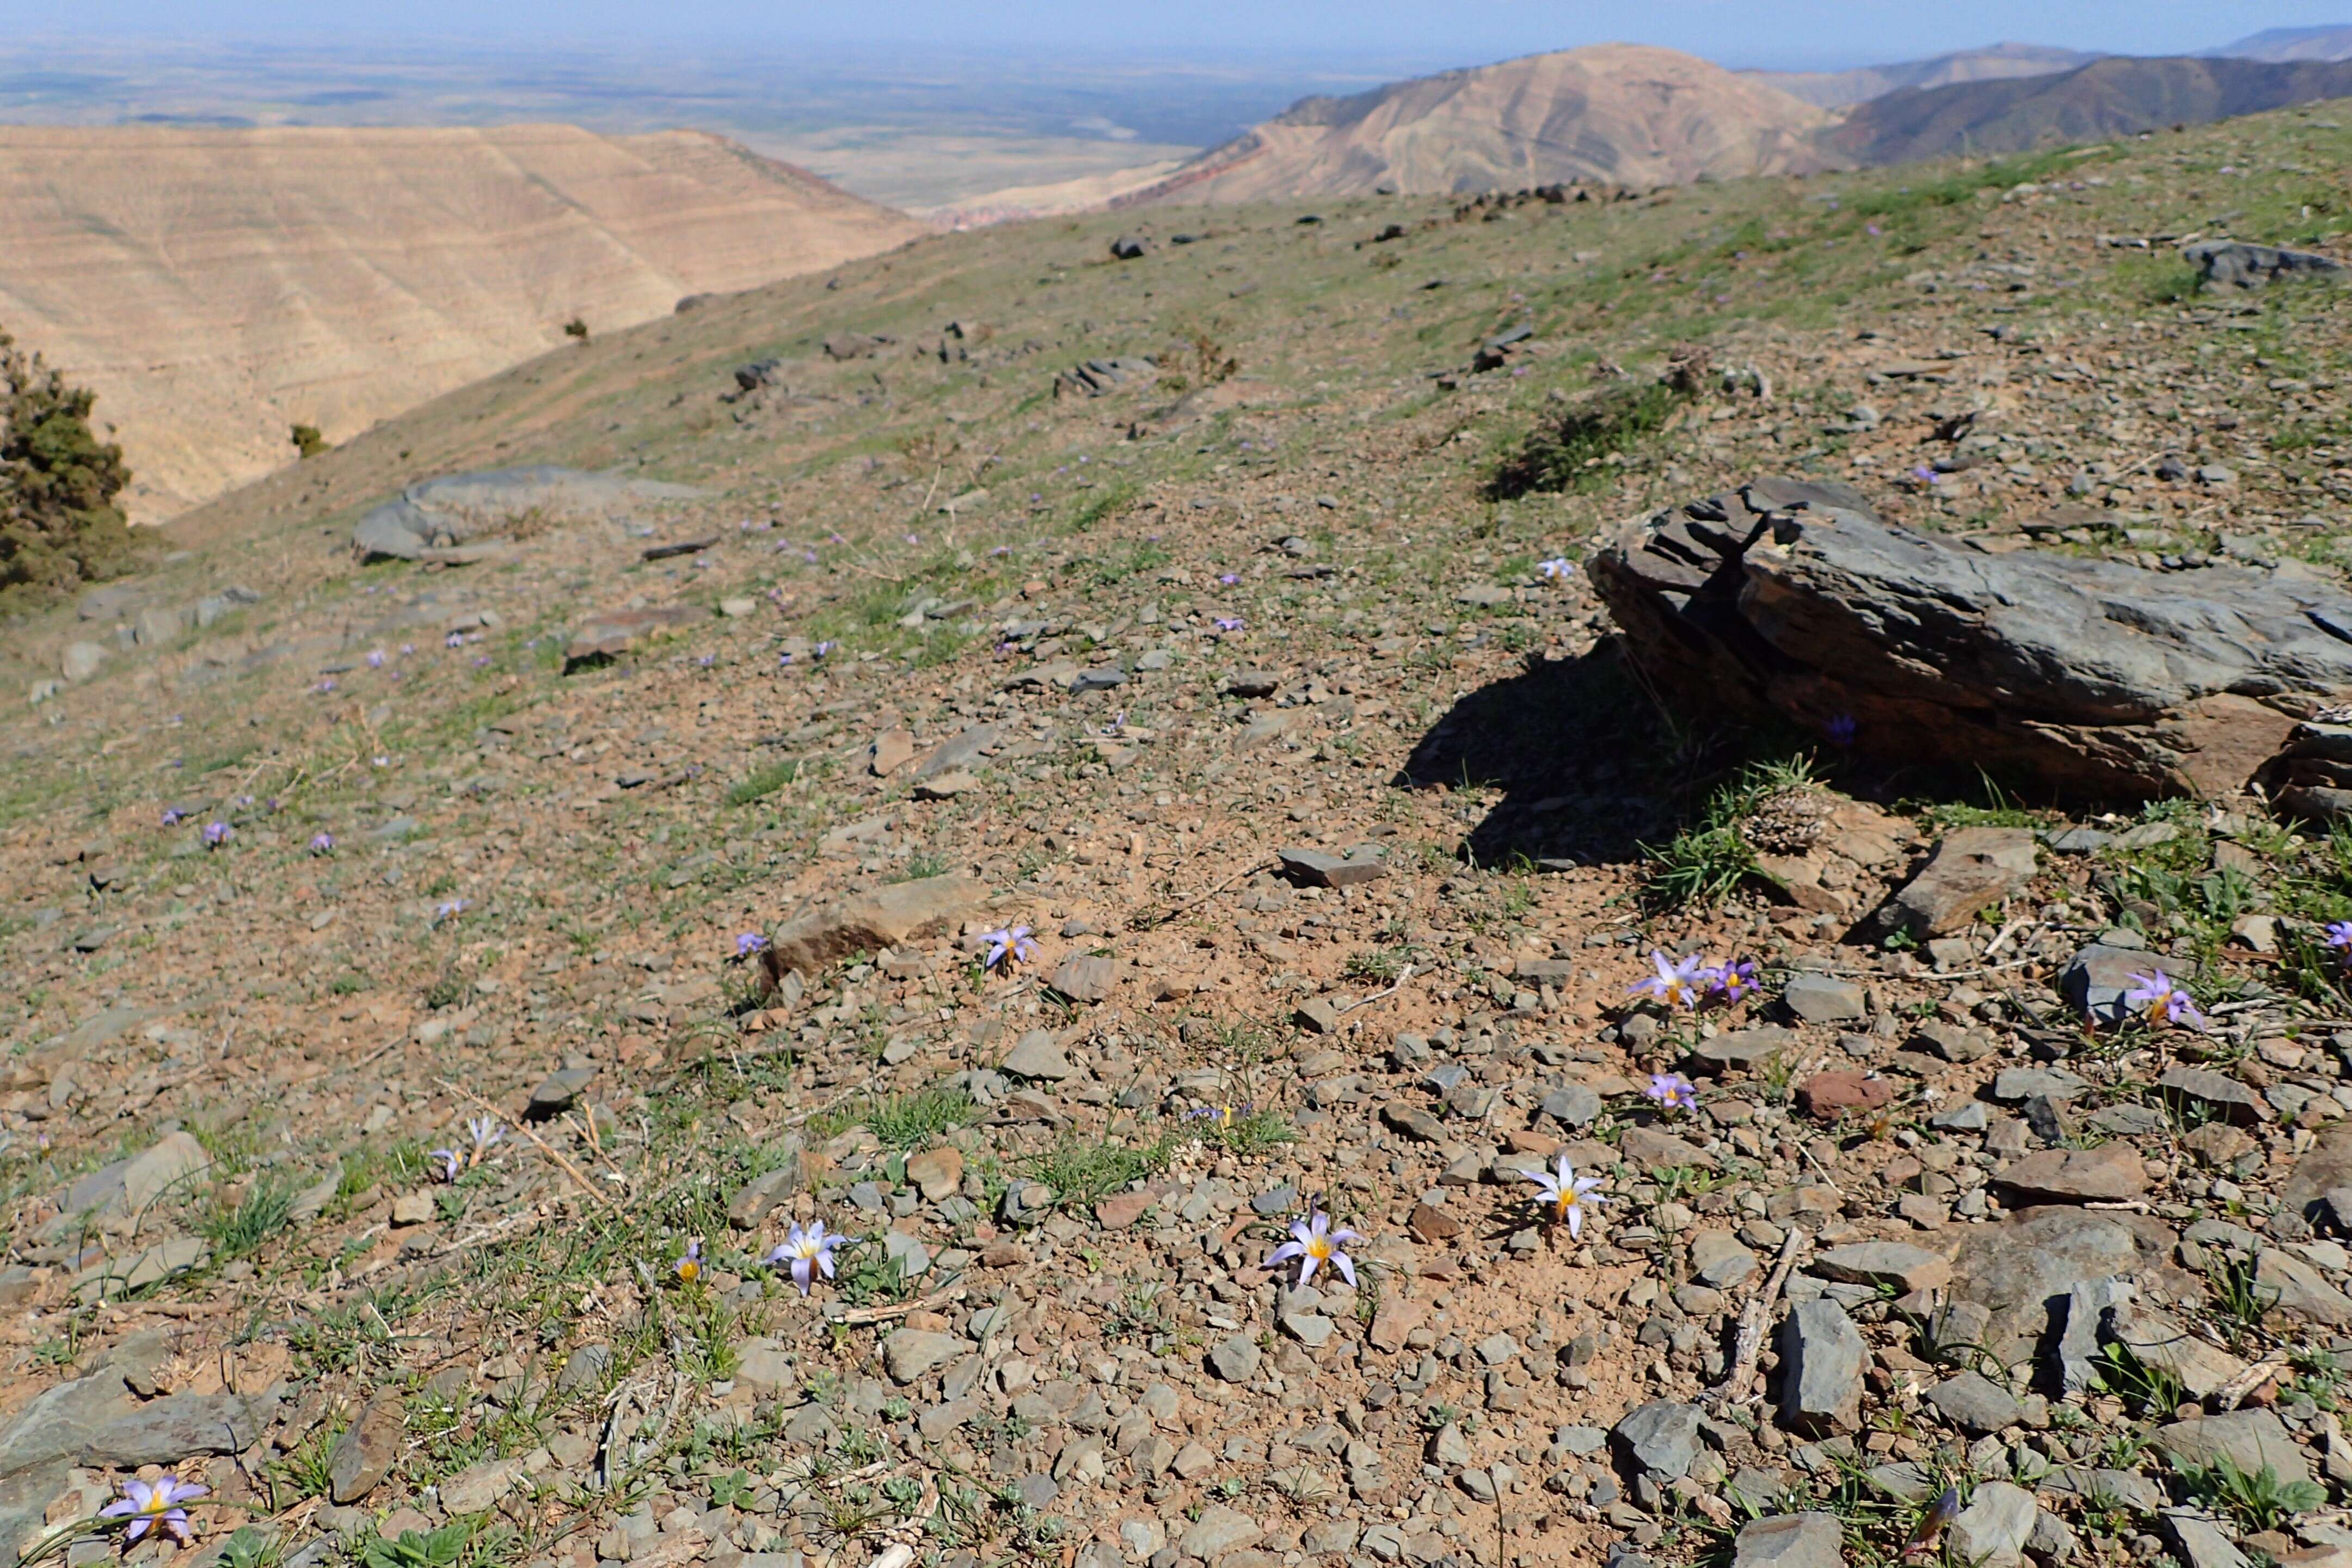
359,1522,471,1568
2172,1455,2325,1533
562,317,589,342
196,1173,296,1263
290,423,329,459
2093,1343,2184,1416
1487,377,1688,499
708,1469,754,1510
1022,1132,1174,1209
727,759,802,807
889,851,951,882
2202,1252,2281,1349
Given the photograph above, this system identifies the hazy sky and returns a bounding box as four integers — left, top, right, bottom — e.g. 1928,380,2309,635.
30,0,2352,71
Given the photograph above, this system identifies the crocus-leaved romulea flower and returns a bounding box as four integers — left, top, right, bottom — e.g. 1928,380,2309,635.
161,807,186,826
310,832,335,855
1267,1202,1360,1288
767,1220,845,1295
1538,557,1575,580
1825,713,1857,748
1629,950,1708,1010
735,932,770,960
1645,1072,1699,1112
2125,969,2205,1030
1708,957,1761,1005
431,1116,504,1182
673,1238,705,1286
1524,1152,1608,1238
981,925,1037,972
202,821,232,848
100,1475,208,1546
1213,616,1245,633
2329,920,2352,959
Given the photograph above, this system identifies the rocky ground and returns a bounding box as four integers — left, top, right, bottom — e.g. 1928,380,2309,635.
5,103,2352,1568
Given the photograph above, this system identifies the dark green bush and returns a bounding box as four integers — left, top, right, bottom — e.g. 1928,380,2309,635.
0,329,133,604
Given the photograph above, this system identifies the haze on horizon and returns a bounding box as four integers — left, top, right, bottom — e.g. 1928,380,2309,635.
24,0,2352,74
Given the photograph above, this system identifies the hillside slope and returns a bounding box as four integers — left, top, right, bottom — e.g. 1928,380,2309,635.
1114,43,1833,205
2217,24,2352,63
0,124,922,520
1743,42,2098,108
1832,54,2352,163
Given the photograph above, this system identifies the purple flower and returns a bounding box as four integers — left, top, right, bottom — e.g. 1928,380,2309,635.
1213,616,1245,633
1708,958,1761,1005
2329,920,2352,957
1538,557,1575,580
367,650,386,668
161,807,186,826
1186,1102,1252,1129
1524,1152,1608,1237
813,641,836,659
400,643,415,656
100,1474,207,1545
1866,223,1882,236
315,678,337,693
1629,950,1708,1010
673,1238,705,1286
735,932,770,959
431,1116,503,1181
803,548,820,564
1825,712,1857,748
980,925,1037,972
446,632,465,648
434,898,468,924
1645,1072,1699,1112
1912,466,1939,485
2124,969,2204,1030
202,821,232,848
310,832,335,855
767,1219,845,1295
1266,1201,1361,1288
1218,572,1241,585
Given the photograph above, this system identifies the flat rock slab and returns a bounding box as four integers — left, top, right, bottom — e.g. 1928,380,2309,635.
765,875,991,976
1814,1241,1951,1294
1871,827,2037,938
1590,476,2352,800
2154,1410,2312,1487
1950,1480,2039,1568
1947,1208,2149,1363
356,466,703,562
1732,1513,1844,1568
1780,1299,1865,1434
2187,239,2344,290
565,605,705,669
1277,846,1389,887
1613,1400,1703,1480
2059,942,2181,1028
1995,1144,2150,1202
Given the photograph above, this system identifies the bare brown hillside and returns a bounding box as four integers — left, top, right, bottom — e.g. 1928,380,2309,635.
1114,44,1834,207
0,124,923,520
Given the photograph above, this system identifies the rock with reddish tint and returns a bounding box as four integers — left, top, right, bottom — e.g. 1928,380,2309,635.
1995,1145,2149,1202
329,1394,404,1503
1869,827,2037,938
1095,1190,1157,1230
1051,954,1119,1002
765,875,991,975
1620,1124,1717,1169
1798,1072,1893,1118
1367,1294,1423,1355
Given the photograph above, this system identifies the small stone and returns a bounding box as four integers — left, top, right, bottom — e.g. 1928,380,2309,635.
2160,1511,2249,1568
1949,1480,2039,1568
869,730,915,775
1797,1072,1893,1118
881,1329,965,1384
1614,1400,1702,1480
2157,1067,2271,1127
329,1394,404,1503
906,1147,965,1203
913,770,979,800
1871,828,2037,938
1541,1083,1602,1127
2255,1249,2352,1325
1429,1422,1474,1468
1181,1506,1262,1562
390,1192,435,1227
1692,1026,1796,1074
1783,974,1865,1024
1277,846,1387,888
1995,1145,2148,1202
1294,997,1341,1034
1691,1229,1760,1289
1781,1299,1866,1434
526,1066,596,1120
1732,1512,1845,1568
2108,1303,2249,1397
1814,1242,1951,1294
1925,1372,2023,1434
1051,955,1118,1003
1208,1335,1261,1383
1001,1031,1076,1081
2058,942,2171,1028
1225,671,1281,698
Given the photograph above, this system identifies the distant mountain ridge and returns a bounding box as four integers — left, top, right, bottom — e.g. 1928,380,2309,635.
1113,44,1833,207
1745,43,2101,109
0,124,920,519
1830,54,2352,165
2214,26,2352,63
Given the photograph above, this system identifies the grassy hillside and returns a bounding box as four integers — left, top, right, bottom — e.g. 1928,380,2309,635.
1,102,2350,1568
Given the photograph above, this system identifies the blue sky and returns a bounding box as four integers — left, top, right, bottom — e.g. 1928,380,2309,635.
30,1,2352,71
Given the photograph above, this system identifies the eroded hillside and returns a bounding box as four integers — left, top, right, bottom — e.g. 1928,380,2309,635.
3,105,2352,1568
0,125,922,520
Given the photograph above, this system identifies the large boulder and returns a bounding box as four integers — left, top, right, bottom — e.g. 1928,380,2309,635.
354,466,705,562
1588,478,2352,800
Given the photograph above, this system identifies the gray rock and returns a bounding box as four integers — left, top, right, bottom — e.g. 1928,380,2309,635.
329,1394,403,1503
1208,1335,1261,1383
2059,943,2174,1028
120,1130,213,1215
1992,1067,2088,1104
1541,1084,1602,1127
2154,1411,2312,1487
765,875,991,976
1614,1400,1703,1480
1945,1207,2145,1363
1780,1299,1866,1434
1924,1371,2022,1434
1783,973,1865,1024
1225,670,1281,698
881,1329,965,1384
526,1067,595,1120
1931,1102,1989,1132
2256,1247,2352,1325
0,1370,136,1479
2156,1067,2269,1127
1051,954,1119,1003
1731,1512,1844,1568
725,1140,807,1228
1590,476,2352,799
354,466,702,562
2107,1303,2249,1398
1180,1505,1261,1561
1001,1031,1076,1081
2038,1467,2165,1514
1429,1422,1473,1468
1691,1229,1761,1289
2056,1278,2132,1393
2186,239,2344,290
2160,1511,2249,1568
1814,1241,1950,1294
1691,1026,1796,1074
1277,846,1388,888
1950,1480,2040,1568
